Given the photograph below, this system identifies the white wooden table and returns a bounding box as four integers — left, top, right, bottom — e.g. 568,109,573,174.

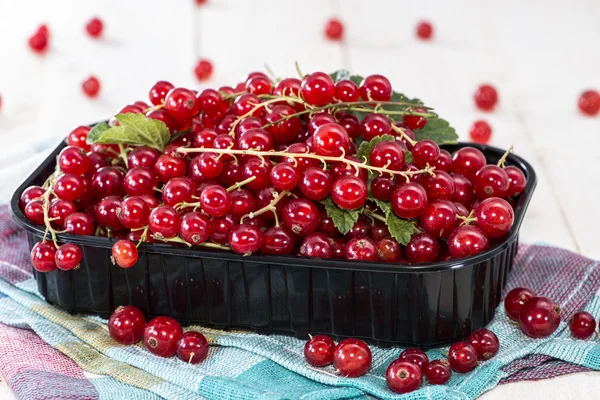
0,0,599,398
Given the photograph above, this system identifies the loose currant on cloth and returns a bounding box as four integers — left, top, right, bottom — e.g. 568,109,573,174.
0,206,599,399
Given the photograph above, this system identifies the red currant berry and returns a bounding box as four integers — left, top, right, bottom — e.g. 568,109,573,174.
124,167,156,197
470,120,492,144
411,140,440,167
55,243,82,271
283,143,320,172
31,241,57,272
370,177,396,201
398,348,429,372
519,296,561,338
304,334,335,366
468,328,499,360
245,76,272,95
299,167,332,201
360,113,391,141
19,186,45,211
416,20,433,40
391,183,428,219
54,174,85,201
370,141,405,170
82,76,100,98
144,316,183,357
474,84,498,111
330,156,368,182
504,287,536,321
451,147,487,181
377,237,402,262
300,232,333,259
360,74,392,102
238,128,274,153
434,150,452,173
274,77,302,98
324,18,344,40
447,226,488,259
155,155,186,183
263,105,301,144
331,176,368,210
282,198,320,236
149,81,174,106
49,199,77,228
28,29,49,54
474,197,514,238
318,211,340,237
194,59,213,81
569,311,596,340
452,173,475,206
333,339,372,377
165,88,199,121
86,151,109,178
424,170,455,201
229,224,263,255
85,17,103,38
229,189,256,220
178,212,210,245
209,214,234,244
403,108,428,130
111,240,138,269
118,197,150,229
149,205,180,239
67,126,92,152
386,360,422,394
312,123,350,157
162,177,196,207
579,90,600,115
177,331,209,364
108,305,146,345
336,113,361,138
241,158,272,191
59,146,90,176
334,80,359,102
233,93,263,117
331,238,346,259
504,166,527,197
425,359,451,384
419,200,459,239
92,167,124,198
200,185,231,217
64,212,94,235
347,215,372,239
196,90,226,119
406,233,439,263
448,342,477,373
270,162,300,191
474,165,509,199
300,72,335,106
345,237,378,261
261,226,295,255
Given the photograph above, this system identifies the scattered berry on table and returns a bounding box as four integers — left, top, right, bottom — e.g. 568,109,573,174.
467,328,500,360
108,305,146,345
474,84,498,111
144,316,183,357
177,331,209,364
386,360,422,394
304,334,335,366
469,120,492,144
569,311,596,340
578,90,600,116
416,21,433,40
82,76,101,98
333,338,372,377
425,359,452,384
85,17,104,38
325,18,344,40
518,296,561,338
448,341,478,373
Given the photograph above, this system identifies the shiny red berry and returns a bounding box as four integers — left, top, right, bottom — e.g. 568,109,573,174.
55,243,82,271
474,84,498,111
468,328,500,360
447,226,488,259
331,176,368,210
85,17,103,38
519,297,561,338
112,240,138,269
504,287,536,321
312,123,350,157
451,147,487,181
386,360,422,394
333,338,372,377
391,183,428,219
425,359,452,384
144,316,183,357
569,311,596,340
229,224,263,255
345,237,378,261
304,334,335,366
359,74,392,102
474,197,514,238
416,21,433,40
194,59,213,81
324,18,344,40
282,198,320,236
474,165,509,199
31,242,57,272
504,166,527,197
82,76,100,98
470,120,492,144
108,305,146,345
448,342,477,373
406,233,439,263
177,331,209,364
398,348,429,373
300,72,335,106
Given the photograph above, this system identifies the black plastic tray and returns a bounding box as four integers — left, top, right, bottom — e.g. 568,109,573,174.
10,141,536,348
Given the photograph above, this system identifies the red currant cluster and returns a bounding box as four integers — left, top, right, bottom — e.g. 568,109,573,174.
303,328,499,393
505,287,598,340
109,305,209,363
20,70,527,273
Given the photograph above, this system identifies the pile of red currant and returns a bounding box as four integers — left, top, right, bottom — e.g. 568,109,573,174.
20,70,527,273
505,286,599,340
304,327,499,394
108,305,209,364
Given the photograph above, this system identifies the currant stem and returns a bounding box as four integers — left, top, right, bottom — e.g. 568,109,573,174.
118,144,129,169
457,210,477,226
151,234,231,251
497,145,514,168
176,147,435,179
135,226,149,248
226,176,256,192
363,209,387,223
241,190,290,223
391,124,418,146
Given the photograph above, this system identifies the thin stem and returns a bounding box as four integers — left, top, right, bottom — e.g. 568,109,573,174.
295,61,304,78
143,104,165,113
177,147,435,179
391,124,417,147
151,234,230,251
241,190,289,223
135,226,149,248
226,176,256,192
118,144,129,169
363,209,386,223
497,145,514,168
457,210,477,226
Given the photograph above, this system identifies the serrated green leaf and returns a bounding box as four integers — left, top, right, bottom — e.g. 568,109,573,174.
86,122,110,144
369,196,391,217
87,113,170,151
355,134,396,164
414,116,458,145
320,197,362,235
386,213,416,246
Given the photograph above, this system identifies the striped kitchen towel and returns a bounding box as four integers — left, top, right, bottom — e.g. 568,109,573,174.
0,205,599,399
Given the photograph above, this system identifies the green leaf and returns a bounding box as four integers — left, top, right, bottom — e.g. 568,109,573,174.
355,134,396,164
320,197,362,235
390,91,423,107
369,196,391,216
414,116,458,145
386,213,416,246
86,122,110,144
404,150,413,163
329,69,352,82
87,113,171,151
